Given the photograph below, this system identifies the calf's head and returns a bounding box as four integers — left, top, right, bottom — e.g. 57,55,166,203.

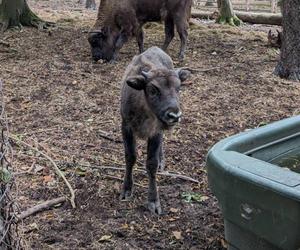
126,68,191,128
88,27,119,62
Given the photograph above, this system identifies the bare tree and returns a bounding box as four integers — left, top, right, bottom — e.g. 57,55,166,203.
0,0,51,31
274,0,300,81
217,0,241,26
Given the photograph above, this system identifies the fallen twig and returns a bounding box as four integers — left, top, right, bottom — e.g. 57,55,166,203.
60,162,200,184
157,171,200,183
10,135,76,208
14,126,60,137
188,66,223,74
101,174,146,188
16,197,66,221
98,129,123,143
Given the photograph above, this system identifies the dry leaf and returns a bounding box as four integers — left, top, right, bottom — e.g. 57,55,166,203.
221,238,228,248
170,207,179,213
43,175,53,183
33,165,44,173
200,195,210,202
173,231,182,240
99,235,112,242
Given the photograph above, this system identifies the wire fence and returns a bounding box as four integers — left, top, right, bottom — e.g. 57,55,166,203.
0,80,22,250
193,0,280,13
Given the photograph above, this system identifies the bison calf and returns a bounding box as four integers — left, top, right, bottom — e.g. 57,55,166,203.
120,47,190,214
88,0,192,62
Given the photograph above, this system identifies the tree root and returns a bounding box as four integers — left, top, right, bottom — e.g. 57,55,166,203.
217,15,242,26
0,4,55,32
274,62,300,81
0,20,9,32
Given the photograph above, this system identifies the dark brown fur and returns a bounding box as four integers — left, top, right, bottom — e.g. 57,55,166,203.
88,0,192,62
120,47,191,214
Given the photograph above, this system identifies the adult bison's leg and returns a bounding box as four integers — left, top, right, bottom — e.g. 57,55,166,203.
111,32,129,62
175,19,188,60
136,26,145,53
120,121,136,200
146,133,163,215
162,15,174,51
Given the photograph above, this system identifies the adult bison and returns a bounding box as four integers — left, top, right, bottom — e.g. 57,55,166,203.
88,0,192,62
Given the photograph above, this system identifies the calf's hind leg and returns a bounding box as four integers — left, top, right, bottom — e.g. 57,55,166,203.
120,122,136,200
146,133,163,215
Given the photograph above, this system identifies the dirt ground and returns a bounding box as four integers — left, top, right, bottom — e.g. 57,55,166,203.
1,0,299,249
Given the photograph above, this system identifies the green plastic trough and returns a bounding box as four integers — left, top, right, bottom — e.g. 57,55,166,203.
206,116,300,250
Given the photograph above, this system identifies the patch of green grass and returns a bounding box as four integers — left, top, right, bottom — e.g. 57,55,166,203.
181,192,209,203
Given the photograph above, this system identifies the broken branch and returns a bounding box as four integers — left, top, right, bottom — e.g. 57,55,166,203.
61,162,200,184
9,135,76,208
98,129,123,143
16,197,66,221
101,174,146,188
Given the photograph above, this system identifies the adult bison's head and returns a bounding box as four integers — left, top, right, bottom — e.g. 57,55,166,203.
88,27,118,62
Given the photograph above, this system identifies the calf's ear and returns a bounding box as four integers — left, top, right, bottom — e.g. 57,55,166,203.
126,75,147,90
176,68,191,82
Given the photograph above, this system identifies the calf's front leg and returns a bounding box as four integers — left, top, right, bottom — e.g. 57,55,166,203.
146,133,163,215
158,143,165,171
120,122,136,200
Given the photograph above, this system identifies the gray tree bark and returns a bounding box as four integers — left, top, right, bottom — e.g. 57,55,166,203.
274,0,300,81
85,0,96,9
217,0,241,26
0,0,50,31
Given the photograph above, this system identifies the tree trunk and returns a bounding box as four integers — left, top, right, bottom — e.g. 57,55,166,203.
85,0,96,9
0,0,50,31
217,0,241,26
274,0,300,81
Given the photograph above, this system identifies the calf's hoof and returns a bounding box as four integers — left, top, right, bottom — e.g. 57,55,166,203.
148,200,162,215
120,189,132,200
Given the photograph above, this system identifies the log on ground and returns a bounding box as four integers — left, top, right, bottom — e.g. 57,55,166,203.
191,9,282,26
